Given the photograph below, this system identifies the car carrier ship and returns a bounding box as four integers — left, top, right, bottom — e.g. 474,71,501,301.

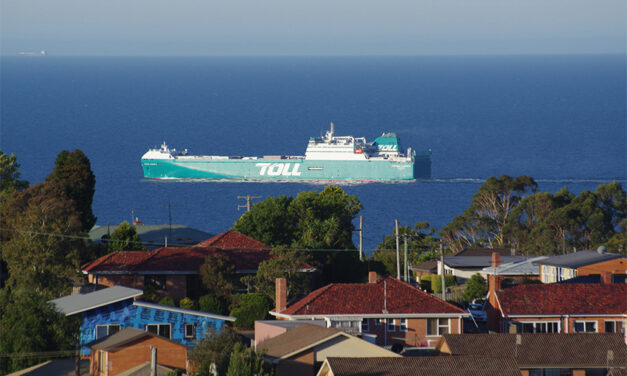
141,123,431,181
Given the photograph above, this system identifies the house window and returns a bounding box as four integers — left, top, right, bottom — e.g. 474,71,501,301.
399,318,408,332
426,318,449,336
574,321,597,333
95,324,121,339
146,324,172,339
361,319,369,332
375,318,383,326
387,319,395,332
185,324,196,339
604,321,618,333
144,275,167,290
519,321,559,333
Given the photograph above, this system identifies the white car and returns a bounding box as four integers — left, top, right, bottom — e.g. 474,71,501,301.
467,303,487,322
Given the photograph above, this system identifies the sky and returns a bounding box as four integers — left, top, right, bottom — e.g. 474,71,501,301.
1,0,625,56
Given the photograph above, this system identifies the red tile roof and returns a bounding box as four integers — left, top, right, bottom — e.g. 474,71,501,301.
82,230,271,274
277,276,467,316
496,283,627,316
194,230,269,250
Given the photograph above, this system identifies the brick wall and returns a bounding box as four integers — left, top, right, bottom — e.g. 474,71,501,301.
577,258,626,276
363,317,462,347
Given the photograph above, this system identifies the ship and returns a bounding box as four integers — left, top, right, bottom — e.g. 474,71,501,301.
141,123,431,181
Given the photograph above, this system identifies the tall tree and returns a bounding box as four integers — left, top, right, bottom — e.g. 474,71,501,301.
441,175,537,252
106,221,145,252
226,342,272,376
1,182,83,297
233,195,294,246
46,150,96,231
199,252,236,298
189,328,242,376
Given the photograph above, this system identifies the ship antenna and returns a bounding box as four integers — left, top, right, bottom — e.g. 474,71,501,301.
330,122,334,136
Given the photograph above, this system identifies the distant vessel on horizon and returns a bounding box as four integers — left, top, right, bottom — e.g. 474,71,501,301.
18,50,47,56
141,123,431,182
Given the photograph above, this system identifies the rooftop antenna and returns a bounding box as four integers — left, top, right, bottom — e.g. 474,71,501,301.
383,280,388,314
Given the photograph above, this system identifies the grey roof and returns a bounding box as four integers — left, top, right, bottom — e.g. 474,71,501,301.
90,328,157,351
89,224,212,248
117,362,175,376
256,320,327,330
443,256,525,268
49,286,143,316
481,256,548,275
133,301,236,322
453,248,516,257
537,250,623,268
410,260,438,273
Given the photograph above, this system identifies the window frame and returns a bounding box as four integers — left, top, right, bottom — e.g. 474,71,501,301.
426,318,450,336
361,318,369,332
518,321,560,334
573,320,597,333
375,318,383,326
146,323,172,339
95,324,122,339
387,319,396,332
399,318,408,332
98,350,106,372
604,320,617,333
184,323,196,339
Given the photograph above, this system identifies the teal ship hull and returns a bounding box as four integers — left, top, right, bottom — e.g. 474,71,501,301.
142,155,431,181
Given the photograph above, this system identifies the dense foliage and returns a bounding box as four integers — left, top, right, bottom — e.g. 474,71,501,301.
462,273,488,302
105,221,146,252
199,252,236,298
189,328,242,376
46,149,97,232
0,289,79,375
0,150,29,202
234,185,362,249
229,293,273,329
226,342,272,376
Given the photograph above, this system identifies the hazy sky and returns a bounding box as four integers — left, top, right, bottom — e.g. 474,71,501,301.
1,0,625,56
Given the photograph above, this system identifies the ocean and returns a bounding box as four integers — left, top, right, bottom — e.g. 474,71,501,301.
1,55,625,254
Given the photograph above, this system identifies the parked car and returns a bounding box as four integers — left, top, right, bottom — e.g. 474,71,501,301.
467,302,487,322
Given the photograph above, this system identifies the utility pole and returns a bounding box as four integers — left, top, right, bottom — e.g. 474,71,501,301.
395,219,400,280
440,242,446,301
359,216,363,261
238,195,261,212
404,235,408,282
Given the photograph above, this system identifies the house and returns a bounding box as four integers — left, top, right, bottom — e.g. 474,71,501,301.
81,230,272,299
89,224,213,249
49,286,235,355
409,260,438,282
89,327,189,376
479,256,547,281
486,253,627,336
453,248,516,257
437,333,627,376
256,324,400,376
270,273,469,348
316,356,522,376
537,249,625,283
439,255,526,281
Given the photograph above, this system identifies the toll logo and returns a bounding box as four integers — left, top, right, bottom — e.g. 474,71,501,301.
256,163,302,176
378,144,398,151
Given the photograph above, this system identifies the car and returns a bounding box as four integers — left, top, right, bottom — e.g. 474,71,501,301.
467,302,487,322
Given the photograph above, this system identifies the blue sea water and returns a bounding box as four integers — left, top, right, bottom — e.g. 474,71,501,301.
1,55,625,253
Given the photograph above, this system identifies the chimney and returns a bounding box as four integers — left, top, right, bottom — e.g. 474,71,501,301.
492,252,501,268
368,271,378,284
275,278,287,313
600,272,612,284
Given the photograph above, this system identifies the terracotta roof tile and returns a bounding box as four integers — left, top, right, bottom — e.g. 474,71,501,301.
279,276,466,316
194,230,269,249
442,333,627,367
497,283,627,316
323,356,521,376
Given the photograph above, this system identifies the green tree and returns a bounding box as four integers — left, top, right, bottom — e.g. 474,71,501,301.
179,297,195,309
199,293,228,315
233,195,294,246
462,273,488,302
229,293,272,329
246,248,313,303
106,221,145,252
1,182,83,297
158,296,175,306
0,288,79,374
0,150,29,202
189,328,242,376
199,252,236,298
46,149,96,231
373,222,440,276
226,342,272,376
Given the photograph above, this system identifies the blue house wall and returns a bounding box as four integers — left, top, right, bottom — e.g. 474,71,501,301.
79,299,227,355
